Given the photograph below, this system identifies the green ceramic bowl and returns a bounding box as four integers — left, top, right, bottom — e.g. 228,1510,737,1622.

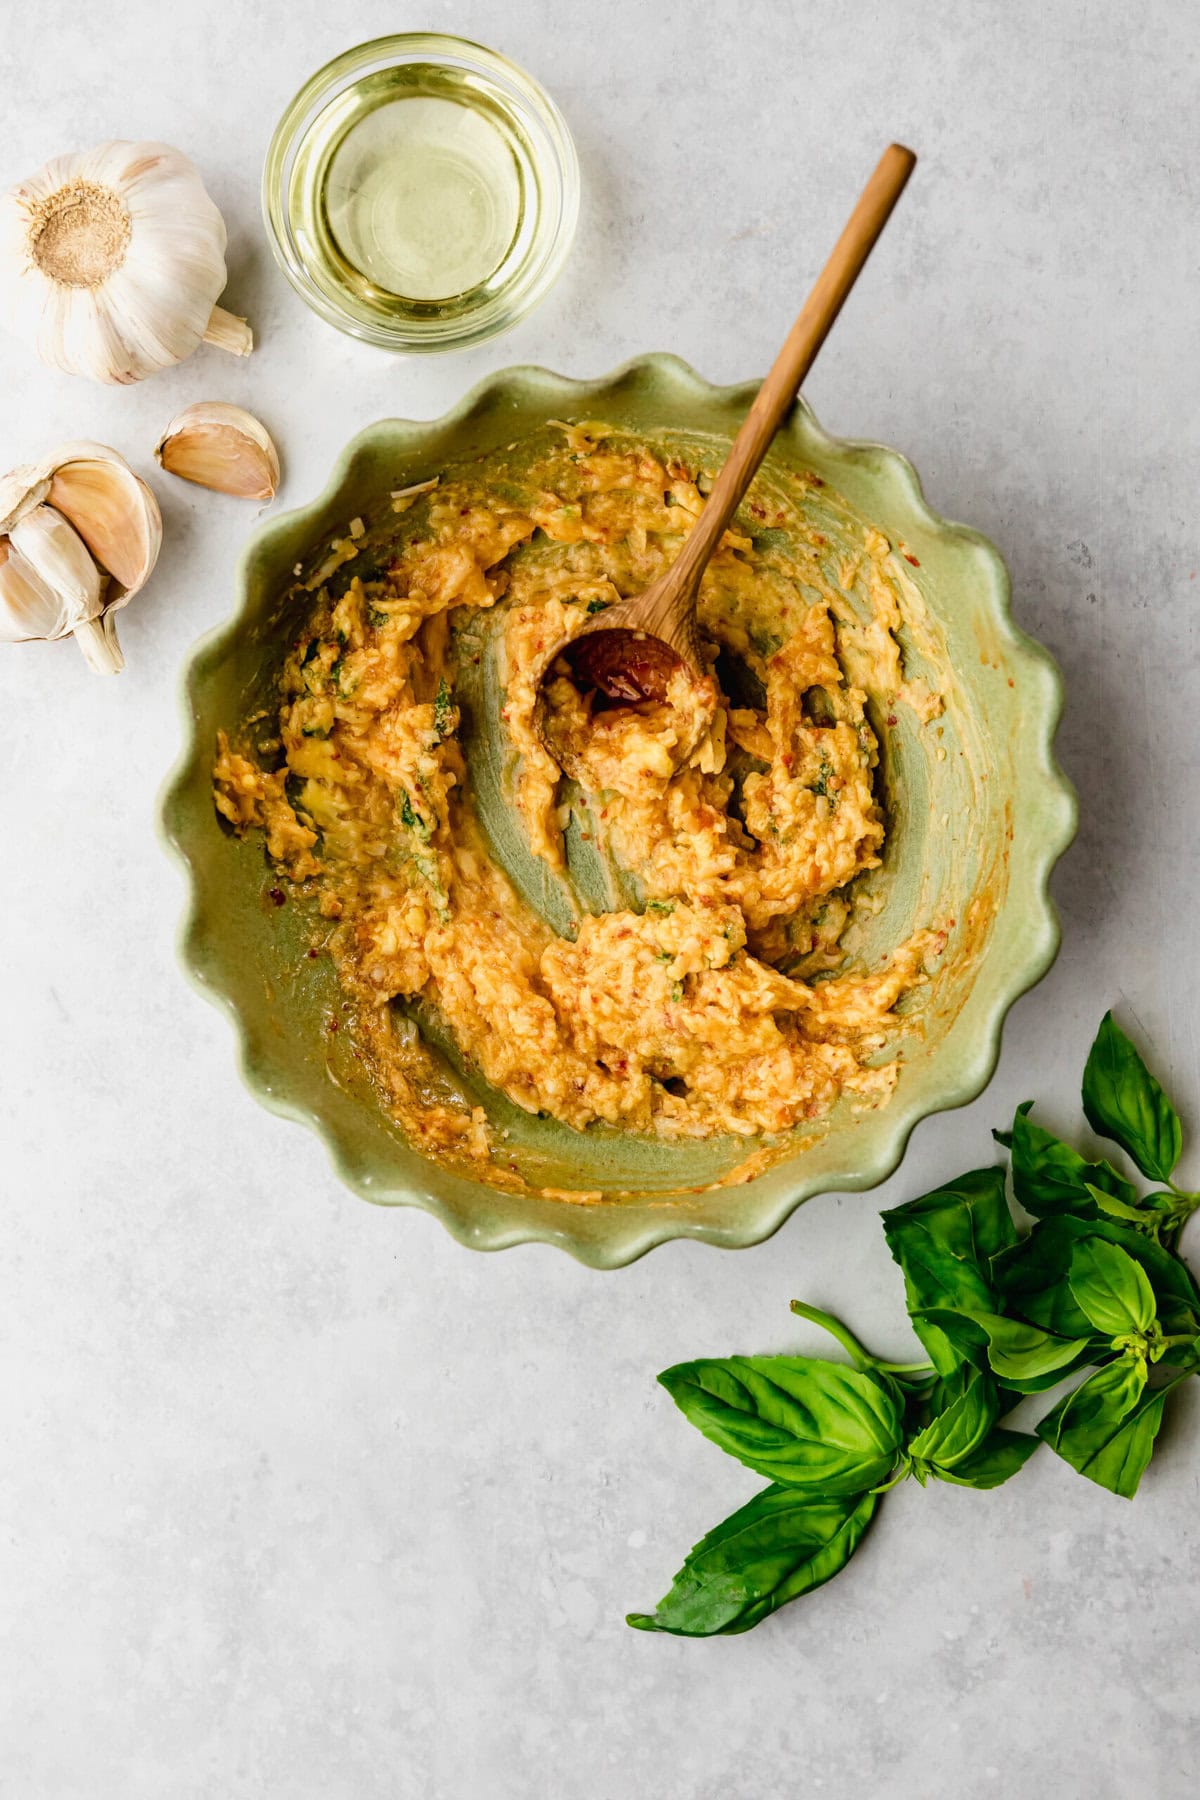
161,355,1075,1268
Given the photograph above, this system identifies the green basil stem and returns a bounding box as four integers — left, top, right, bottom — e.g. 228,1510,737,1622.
789,1301,875,1369
870,1459,912,1494
789,1300,932,1375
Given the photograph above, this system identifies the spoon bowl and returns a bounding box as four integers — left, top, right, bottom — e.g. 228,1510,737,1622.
562,618,700,702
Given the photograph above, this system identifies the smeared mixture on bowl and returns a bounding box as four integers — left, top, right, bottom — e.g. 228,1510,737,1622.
214,424,946,1170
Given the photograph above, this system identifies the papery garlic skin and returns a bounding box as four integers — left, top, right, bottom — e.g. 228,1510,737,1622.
0,442,162,673
0,142,253,385
155,402,280,500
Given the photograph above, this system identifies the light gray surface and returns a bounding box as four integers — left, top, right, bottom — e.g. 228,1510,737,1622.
1,1,1198,1794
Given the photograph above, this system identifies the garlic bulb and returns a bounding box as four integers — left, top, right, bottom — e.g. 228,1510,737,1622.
0,142,253,385
155,403,280,500
0,443,162,672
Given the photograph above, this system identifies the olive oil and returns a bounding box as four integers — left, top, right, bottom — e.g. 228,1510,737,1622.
286,62,536,333
265,35,578,352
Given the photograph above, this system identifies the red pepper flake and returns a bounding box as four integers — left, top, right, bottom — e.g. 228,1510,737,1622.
328,1016,339,1032
812,532,826,546
749,501,766,519
269,887,286,907
886,713,898,727
307,947,319,959
808,473,825,488
903,552,920,567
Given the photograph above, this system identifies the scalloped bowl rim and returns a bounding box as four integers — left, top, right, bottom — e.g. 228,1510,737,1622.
159,353,1077,1268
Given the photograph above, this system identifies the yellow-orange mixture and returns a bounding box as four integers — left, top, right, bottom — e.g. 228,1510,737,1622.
214,425,945,1172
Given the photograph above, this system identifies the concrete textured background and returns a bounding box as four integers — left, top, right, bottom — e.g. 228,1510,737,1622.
2,1,1199,1794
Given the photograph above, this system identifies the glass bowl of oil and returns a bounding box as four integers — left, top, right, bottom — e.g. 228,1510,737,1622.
263,34,579,353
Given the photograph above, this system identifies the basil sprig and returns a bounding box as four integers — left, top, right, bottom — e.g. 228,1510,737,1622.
628,1011,1198,1638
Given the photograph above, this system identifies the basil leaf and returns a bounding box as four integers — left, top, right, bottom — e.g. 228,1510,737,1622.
658,1356,902,1494
1067,1238,1157,1338
990,1229,1095,1338
1035,1359,1176,1498
906,1365,999,1471
931,1427,1041,1489
993,1216,1200,1341
921,1361,974,1416
976,1314,1096,1387
1082,1012,1183,1182
1163,1336,1200,1374
1084,1184,1157,1227
999,1101,1140,1221
912,1308,1093,1392
627,1485,877,1637
881,1168,1017,1376
908,1308,990,1370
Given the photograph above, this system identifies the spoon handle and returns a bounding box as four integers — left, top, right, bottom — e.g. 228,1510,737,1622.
668,142,916,596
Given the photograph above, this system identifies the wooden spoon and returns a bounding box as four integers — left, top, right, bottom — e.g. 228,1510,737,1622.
538,142,916,724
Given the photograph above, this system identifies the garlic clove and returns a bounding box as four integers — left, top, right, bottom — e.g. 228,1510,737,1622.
48,444,162,595
0,525,121,673
8,504,104,619
155,402,280,500
0,538,68,642
72,609,125,676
